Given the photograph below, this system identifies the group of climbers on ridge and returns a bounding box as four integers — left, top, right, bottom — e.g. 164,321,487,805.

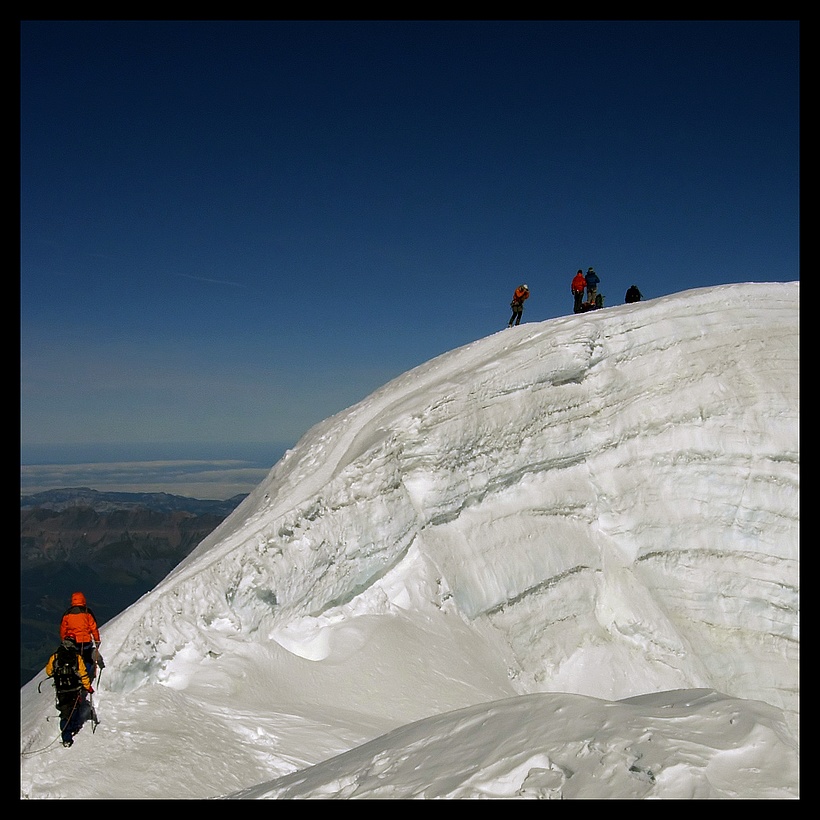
507,267,643,326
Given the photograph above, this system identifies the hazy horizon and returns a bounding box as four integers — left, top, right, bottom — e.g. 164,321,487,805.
20,441,290,500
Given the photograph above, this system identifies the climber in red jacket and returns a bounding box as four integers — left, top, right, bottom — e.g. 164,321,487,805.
571,270,587,314
508,284,530,327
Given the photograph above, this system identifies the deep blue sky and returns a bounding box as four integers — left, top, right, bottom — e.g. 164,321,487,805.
21,20,800,461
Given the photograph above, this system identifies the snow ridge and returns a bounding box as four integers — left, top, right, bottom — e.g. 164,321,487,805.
97,284,797,722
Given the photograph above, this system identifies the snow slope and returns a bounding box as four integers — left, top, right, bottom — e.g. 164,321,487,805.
21,282,799,799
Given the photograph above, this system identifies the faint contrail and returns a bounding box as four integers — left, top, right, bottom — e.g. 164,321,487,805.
174,272,247,288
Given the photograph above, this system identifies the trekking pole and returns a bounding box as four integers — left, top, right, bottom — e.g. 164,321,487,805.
89,691,99,733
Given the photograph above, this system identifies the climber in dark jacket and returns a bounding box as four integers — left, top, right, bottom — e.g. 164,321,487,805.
45,637,95,747
585,267,600,303
625,284,643,303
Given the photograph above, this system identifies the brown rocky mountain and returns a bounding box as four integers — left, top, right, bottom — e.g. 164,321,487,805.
20,488,245,687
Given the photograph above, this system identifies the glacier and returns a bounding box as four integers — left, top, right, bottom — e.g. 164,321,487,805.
21,282,799,799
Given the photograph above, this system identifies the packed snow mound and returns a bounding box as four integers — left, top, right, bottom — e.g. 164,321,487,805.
228,689,798,800
21,282,798,799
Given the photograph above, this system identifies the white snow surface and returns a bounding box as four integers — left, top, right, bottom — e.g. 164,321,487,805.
21,283,799,799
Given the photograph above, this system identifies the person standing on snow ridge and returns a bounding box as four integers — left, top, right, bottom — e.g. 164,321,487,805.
60,591,104,683
571,270,587,314
625,284,643,303
585,267,600,304
508,284,530,327
45,636,95,747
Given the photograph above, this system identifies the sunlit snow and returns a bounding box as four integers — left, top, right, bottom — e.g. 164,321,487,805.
21,282,799,799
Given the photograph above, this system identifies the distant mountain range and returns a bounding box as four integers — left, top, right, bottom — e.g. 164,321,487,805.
20,486,246,515
20,487,245,687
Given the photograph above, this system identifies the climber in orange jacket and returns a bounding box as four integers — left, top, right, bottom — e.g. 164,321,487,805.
60,592,104,681
508,284,530,327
